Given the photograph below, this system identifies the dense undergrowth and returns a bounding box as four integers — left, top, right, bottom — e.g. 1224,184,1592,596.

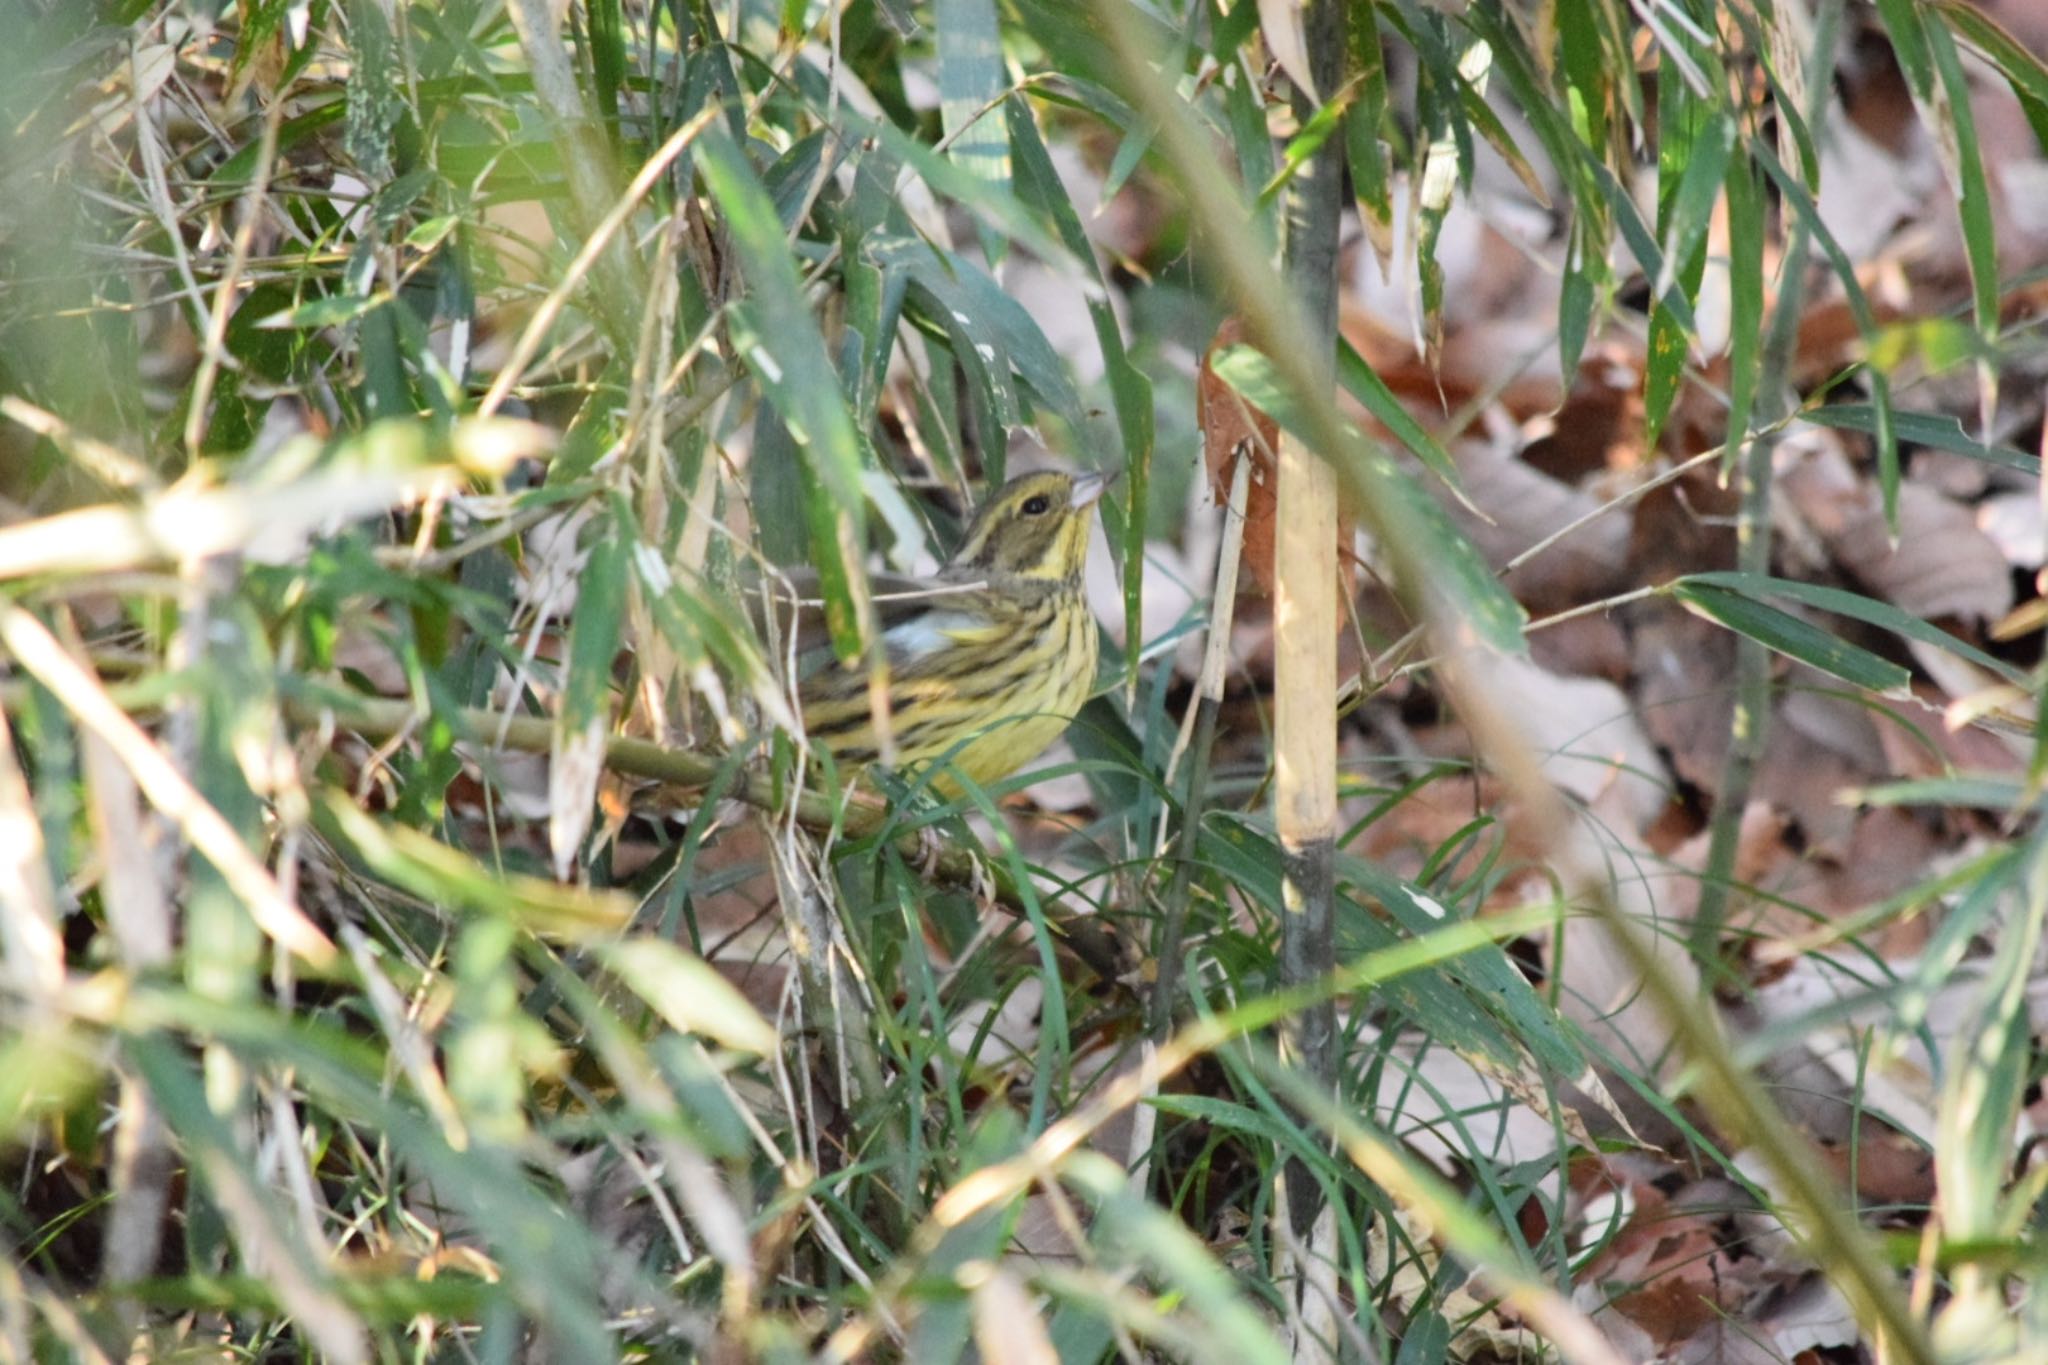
2,0,2047,1361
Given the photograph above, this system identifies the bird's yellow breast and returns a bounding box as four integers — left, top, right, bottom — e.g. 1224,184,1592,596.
800,589,1096,794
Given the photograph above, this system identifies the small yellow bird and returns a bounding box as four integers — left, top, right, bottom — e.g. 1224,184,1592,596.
770,470,1105,792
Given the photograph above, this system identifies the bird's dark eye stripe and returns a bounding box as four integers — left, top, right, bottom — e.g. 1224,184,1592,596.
1021,494,1050,515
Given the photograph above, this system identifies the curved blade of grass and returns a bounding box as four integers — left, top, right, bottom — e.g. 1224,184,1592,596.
1257,1058,1632,1365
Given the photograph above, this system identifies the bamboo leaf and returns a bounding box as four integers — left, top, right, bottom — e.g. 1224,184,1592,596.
1670,582,1912,695
938,0,1012,195
1679,571,2029,685
1926,19,2000,404
1805,404,2038,475
1937,0,2048,149
1336,336,1460,490
1721,153,1765,473
696,125,896,657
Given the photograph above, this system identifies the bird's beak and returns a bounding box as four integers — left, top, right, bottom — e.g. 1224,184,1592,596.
1069,471,1110,510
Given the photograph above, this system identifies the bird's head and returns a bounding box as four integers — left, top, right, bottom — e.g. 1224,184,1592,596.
946,470,1107,587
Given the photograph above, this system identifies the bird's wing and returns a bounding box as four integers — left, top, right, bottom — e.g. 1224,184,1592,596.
748,567,996,671
876,607,1003,664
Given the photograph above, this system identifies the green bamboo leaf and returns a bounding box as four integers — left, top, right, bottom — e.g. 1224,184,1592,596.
1753,146,1877,333
1336,336,1460,491
938,0,1011,195
1556,222,1603,382
1655,113,1734,305
880,236,1084,434
838,181,910,433
1462,3,1611,379
1211,0,1261,56
1735,4,1823,189
696,131,859,485
856,111,1082,270
1394,4,1477,190
1586,158,1696,335
1202,815,1519,1071
1870,368,1901,530
1452,44,1550,209
1222,61,1279,239
1669,582,1912,695
1345,6,1393,253
1805,403,2038,475
1752,146,1898,488
1938,0,2048,103
1338,849,1589,1082
749,403,810,568
1874,0,1936,99
697,125,897,657
1679,571,2028,685
1396,9,1481,358
1556,0,1616,152
1926,20,2000,349
1721,153,1765,473
1850,775,2029,810
1258,74,1361,204
258,293,387,329
1937,0,2048,150
1646,97,1732,449
1869,316,1992,376
1098,117,1156,207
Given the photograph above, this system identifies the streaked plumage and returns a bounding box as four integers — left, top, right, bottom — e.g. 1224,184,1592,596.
770,471,1104,792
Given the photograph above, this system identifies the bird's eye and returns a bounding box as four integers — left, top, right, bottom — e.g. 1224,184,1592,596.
1021,494,1051,516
